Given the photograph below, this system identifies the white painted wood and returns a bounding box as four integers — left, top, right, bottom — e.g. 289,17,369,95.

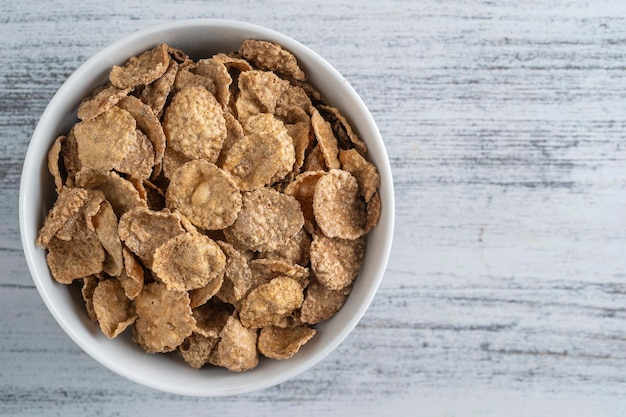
2,0,626,415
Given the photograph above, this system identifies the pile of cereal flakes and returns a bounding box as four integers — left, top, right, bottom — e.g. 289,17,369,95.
36,40,381,372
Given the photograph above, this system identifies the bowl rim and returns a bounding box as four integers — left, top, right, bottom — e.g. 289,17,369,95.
19,18,395,397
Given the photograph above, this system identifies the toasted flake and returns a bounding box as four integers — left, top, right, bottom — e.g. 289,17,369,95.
189,273,225,308
117,207,186,269
192,299,232,338
133,282,195,353
285,120,313,178
73,106,137,172
365,191,381,233
209,316,258,372
118,248,144,300
339,149,380,202
224,188,304,252
239,39,306,81
46,236,105,284
222,114,295,190
75,168,146,217
214,241,253,305
117,95,166,168
313,169,367,239
216,112,245,167
236,70,290,118
249,258,310,290
194,57,232,107
162,146,191,180
93,279,136,338
36,187,89,247
47,136,64,193
300,278,351,324
310,234,364,291
142,179,166,211
163,86,227,163
54,189,104,241
302,144,327,172
92,200,123,277
167,45,189,63
284,170,325,233
180,333,218,369
318,104,368,156
81,275,99,322
212,53,253,72
258,325,316,360
60,131,81,185
109,44,169,89
311,107,340,169
114,129,155,180
152,232,225,292
275,86,312,124
239,276,304,328
140,58,178,118
165,160,242,230
261,228,311,266
173,61,216,94
77,83,132,121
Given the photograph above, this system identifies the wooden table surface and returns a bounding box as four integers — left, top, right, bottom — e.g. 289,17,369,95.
2,1,626,415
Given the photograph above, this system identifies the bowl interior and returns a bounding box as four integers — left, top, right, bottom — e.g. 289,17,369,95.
19,19,394,397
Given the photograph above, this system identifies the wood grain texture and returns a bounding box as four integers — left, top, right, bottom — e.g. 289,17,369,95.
2,0,626,415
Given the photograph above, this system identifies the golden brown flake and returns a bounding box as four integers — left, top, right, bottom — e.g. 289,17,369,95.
117,248,144,300
310,234,364,291
117,207,186,269
222,114,295,190
249,258,310,290
239,276,304,329
165,160,242,230
179,333,218,369
47,135,64,193
239,39,306,81
46,236,105,284
339,148,380,203
140,58,178,118
60,131,81,185
209,315,258,372
109,44,169,89
74,168,146,217
92,279,136,338
77,83,132,121
117,95,166,169
318,104,368,156
81,275,99,322
152,232,226,292
92,200,123,277
310,106,340,169
73,106,138,172
313,169,367,239
224,188,304,252
258,325,316,360
235,70,290,119
216,112,245,167
214,241,253,305
192,299,232,338
163,86,227,163
114,129,155,180
36,187,89,248
302,144,327,172
261,228,311,267
300,278,351,324
284,170,325,233
132,282,195,353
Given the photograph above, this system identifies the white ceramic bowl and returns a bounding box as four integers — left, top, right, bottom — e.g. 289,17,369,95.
19,19,394,397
